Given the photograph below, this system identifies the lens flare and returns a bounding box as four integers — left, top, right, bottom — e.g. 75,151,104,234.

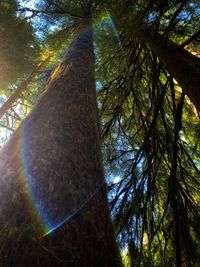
13,12,123,237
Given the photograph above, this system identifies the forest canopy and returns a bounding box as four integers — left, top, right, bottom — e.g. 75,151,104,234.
0,0,38,87
0,0,200,266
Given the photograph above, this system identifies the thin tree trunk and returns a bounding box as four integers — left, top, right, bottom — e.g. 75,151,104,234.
0,20,121,267
0,59,47,119
143,31,200,111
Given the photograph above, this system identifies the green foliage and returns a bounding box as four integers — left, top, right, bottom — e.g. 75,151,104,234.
0,0,200,265
97,1,200,266
0,0,39,87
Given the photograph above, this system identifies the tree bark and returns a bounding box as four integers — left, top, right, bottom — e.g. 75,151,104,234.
143,31,200,112
0,20,121,267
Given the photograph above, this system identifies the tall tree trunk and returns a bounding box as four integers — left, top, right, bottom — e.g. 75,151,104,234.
0,20,121,267
143,31,200,111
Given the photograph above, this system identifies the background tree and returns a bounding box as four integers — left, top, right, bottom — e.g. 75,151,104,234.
101,1,200,266
0,0,40,144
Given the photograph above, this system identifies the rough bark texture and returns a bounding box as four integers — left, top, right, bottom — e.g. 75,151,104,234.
143,32,200,112
0,22,121,267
